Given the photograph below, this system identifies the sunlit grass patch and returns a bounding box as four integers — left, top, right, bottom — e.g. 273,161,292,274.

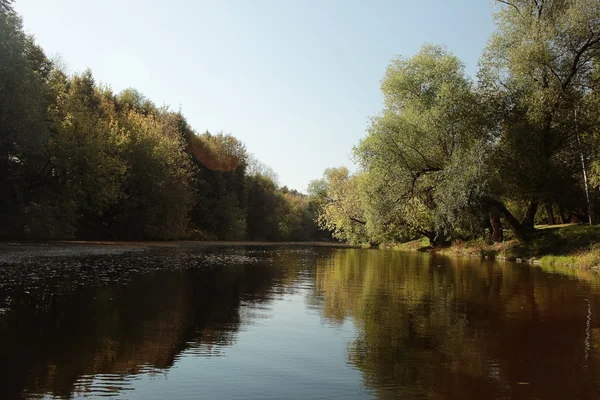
404,224,600,269
539,246,600,271
384,237,431,251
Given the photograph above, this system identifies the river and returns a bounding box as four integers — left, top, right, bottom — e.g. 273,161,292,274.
1,243,599,399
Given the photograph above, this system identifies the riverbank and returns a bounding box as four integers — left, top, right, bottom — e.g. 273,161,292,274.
389,224,600,270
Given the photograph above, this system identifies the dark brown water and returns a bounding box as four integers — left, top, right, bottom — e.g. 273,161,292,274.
1,244,600,399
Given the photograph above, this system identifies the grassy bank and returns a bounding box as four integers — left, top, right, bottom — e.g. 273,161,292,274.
390,224,600,270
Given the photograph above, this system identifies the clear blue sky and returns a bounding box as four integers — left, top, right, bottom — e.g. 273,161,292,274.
15,0,496,192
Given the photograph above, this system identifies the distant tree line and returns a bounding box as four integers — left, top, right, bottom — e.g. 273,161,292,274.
310,0,600,245
0,3,323,241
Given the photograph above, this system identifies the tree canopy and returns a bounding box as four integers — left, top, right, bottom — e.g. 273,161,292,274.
0,5,323,242
312,0,600,246
5,0,600,245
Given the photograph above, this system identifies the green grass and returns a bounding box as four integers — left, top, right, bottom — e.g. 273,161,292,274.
398,224,600,270
384,237,432,252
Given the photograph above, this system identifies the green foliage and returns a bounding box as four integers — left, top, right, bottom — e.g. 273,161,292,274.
45,71,125,236
246,174,281,240
247,173,318,241
313,1,600,246
278,191,318,241
7,1,600,246
0,10,52,238
0,0,13,13
109,111,195,239
0,6,327,242
352,45,485,243
442,224,600,270
480,0,600,223
187,132,248,240
309,167,369,244
0,8,328,240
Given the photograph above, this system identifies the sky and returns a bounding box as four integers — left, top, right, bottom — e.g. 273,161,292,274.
14,0,497,192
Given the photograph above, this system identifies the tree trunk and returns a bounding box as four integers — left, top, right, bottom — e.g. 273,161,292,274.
557,205,571,224
573,209,589,224
422,231,439,247
522,199,539,229
576,110,593,226
486,199,528,240
484,215,493,243
489,209,503,243
545,204,556,225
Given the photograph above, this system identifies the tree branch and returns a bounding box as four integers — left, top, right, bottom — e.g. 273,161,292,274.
496,0,522,17
562,35,600,92
349,216,366,225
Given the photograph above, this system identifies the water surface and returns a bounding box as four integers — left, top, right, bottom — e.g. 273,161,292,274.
1,244,600,399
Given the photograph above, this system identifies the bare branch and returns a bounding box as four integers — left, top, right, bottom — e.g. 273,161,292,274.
496,0,523,17
563,35,600,92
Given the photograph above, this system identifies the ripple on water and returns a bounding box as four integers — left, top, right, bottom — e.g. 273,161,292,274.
3,245,600,400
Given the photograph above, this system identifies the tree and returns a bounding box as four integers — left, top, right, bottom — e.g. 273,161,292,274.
0,0,13,14
246,153,279,184
277,191,317,241
246,174,281,241
309,167,369,244
354,44,486,244
586,64,600,203
480,0,600,229
108,110,195,239
44,70,127,238
187,132,248,240
0,4,327,242
0,10,53,238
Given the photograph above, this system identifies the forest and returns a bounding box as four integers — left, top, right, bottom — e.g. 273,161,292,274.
309,0,600,247
0,0,322,241
3,0,600,247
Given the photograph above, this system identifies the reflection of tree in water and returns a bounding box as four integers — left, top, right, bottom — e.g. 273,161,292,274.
0,246,316,399
4,246,600,399
315,249,600,400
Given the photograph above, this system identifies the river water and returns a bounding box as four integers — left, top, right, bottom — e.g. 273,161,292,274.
1,244,600,399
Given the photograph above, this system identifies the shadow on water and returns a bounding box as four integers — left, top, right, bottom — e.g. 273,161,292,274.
2,245,600,399
0,246,318,399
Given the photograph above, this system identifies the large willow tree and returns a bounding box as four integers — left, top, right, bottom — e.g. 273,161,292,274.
480,0,600,228
354,45,486,244
314,0,600,245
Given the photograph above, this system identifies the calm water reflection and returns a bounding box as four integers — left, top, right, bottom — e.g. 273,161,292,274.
1,245,600,399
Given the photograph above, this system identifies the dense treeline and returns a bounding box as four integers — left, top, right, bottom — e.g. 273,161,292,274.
0,2,321,241
311,0,600,246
